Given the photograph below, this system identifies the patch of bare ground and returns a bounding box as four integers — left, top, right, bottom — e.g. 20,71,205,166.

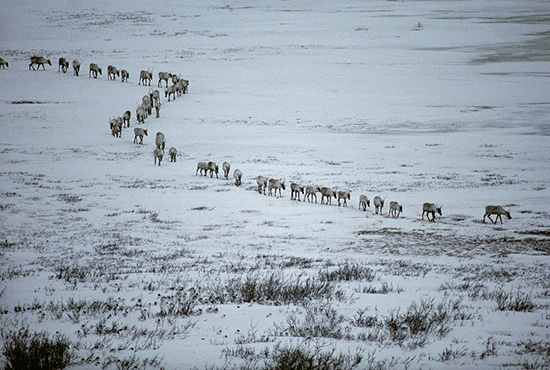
357,229,550,256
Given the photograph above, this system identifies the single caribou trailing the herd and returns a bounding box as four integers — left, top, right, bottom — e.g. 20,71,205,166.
29,56,51,70
483,205,511,224
422,203,442,222
89,63,102,78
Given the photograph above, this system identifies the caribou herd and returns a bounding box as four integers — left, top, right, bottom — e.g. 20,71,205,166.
0,55,513,224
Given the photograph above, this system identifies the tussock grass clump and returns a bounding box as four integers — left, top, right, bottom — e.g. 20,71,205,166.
278,303,347,339
1,327,74,370
264,343,363,370
212,272,339,305
495,289,535,312
384,298,461,344
319,263,375,282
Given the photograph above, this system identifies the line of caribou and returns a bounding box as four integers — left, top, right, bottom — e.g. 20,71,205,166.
10,56,512,225
194,163,512,224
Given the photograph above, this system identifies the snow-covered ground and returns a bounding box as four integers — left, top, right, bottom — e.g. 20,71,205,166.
1,0,549,369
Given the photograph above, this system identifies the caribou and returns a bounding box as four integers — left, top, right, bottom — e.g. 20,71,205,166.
29,56,51,70
389,201,403,218
373,196,386,215
107,65,120,80
305,186,321,203
139,70,153,86
133,128,148,145
0,58,9,69
154,148,163,166
256,176,268,195
320,187,337,205
168,147,177,162
268,178,286,198
89,63,102,78
72,60,81,76
290,183,304,201
483,205,511,224
222,162,231,179
359,195,370,211
337,191,351,207
58,58,69,73
121,69,129,82
158,72,173,88
233,169,243,186
422,203,442,222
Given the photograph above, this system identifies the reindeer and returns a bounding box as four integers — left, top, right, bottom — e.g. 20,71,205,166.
149,89,161,107
155,132,166,150
139,69,153,86
373,196,387,215
290,183,305,201
422,203,442,222
268,178,286,198
222,162,231,179
483,205,511,224
196,162,208,176
155,102,161,118
168,147,177,162
389,201,403,218
58,57,69,73
154,148,163,166
233,169,242,186
320,187,337,205
133,128,148,145
338,191,351,207
72,60,81,76
109,117,122,138
29,56,51,70
165,85,177,102
158,72,173,88
142,95,152,116
89,63,102,78
0,58,9,69
176,79,189,96
136,106,147,124
107,65,120,80
121,69,129,82
207,162,219,178
256,176,268,194
305,186,321,203
359,195,370,211
122,110,131,127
